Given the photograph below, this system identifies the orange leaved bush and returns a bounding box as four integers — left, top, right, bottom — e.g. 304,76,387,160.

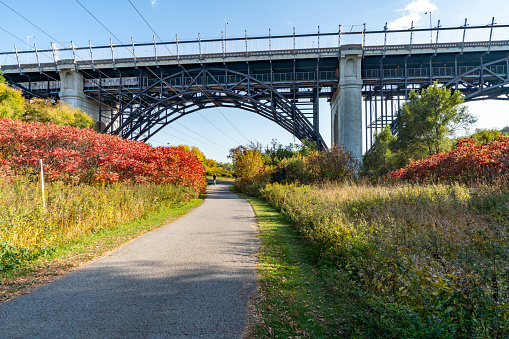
0,118,205,193
388,135,509,182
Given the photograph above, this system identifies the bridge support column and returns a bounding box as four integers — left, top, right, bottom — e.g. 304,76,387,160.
58,69,100,123
331,46,363,162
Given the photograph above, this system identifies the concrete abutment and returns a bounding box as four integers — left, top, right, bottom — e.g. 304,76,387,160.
58,69,112,132
331,46,363,162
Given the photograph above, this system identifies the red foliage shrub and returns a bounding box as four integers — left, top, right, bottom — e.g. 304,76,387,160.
388,135,509,182
0,118,206,193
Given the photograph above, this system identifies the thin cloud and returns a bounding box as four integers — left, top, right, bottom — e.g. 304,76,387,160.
388,0,438,30
151,0,158,6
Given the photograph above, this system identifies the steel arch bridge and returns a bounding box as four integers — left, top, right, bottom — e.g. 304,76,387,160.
361,42,509,148
2,20,509,156
102,67,327,149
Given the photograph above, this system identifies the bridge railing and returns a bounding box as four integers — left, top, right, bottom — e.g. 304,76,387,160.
18,70,338,92
2,21,509,69
363,64,507,80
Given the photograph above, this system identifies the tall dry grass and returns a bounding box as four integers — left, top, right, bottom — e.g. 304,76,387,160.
0,176,196,270
260,182,509,337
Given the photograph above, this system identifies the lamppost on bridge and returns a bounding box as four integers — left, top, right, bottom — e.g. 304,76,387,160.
225,22,228,52
26,35,36,63
425,12,432,43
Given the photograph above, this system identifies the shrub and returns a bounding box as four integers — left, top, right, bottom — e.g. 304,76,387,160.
307,145,358,183
388,136,509,183
0,118,206,193
270,146,358,186
23,98,95,129
271,155,309,184
0,83,24,120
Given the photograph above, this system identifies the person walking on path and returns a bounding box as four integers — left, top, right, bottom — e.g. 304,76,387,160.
0,182,259,338
213,173,217,184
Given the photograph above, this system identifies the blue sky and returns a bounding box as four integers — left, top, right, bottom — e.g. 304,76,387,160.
0,0,508,162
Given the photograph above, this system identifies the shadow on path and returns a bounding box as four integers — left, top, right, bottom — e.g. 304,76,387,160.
0,182,259,338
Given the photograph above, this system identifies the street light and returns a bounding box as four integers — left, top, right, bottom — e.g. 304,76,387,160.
26,35,36,63
225,22,228,52
424,12,432,43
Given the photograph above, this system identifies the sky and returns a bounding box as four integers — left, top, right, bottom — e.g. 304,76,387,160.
0,0,508,162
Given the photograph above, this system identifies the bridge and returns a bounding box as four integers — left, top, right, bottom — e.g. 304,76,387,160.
1,20,509,160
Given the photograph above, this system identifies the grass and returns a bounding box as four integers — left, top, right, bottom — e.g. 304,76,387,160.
0,176,204,303
233,188,348,338
0,178,197,265
253,182,509,338
0,196,203,304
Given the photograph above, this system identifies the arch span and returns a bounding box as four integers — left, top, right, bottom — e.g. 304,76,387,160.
444,56,509,102
103,68,327,149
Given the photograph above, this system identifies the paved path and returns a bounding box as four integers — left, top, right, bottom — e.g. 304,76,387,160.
0,182,259,338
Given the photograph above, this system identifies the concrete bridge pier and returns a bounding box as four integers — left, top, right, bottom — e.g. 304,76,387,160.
58,69,102,128
331,46,363,162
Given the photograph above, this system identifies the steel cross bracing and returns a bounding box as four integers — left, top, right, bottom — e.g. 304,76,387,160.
97,67,328,149
362,49,509,149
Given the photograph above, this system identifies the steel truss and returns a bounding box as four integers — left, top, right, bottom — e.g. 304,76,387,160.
97,68,327,149
363,53,509,149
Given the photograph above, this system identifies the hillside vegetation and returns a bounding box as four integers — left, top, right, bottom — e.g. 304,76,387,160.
0,78,94,129
258,183,509,337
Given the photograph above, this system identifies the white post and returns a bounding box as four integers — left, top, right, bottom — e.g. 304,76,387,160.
39,159,46,210
225,22,228,52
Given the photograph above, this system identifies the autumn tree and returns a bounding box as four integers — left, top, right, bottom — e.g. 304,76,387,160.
394,82,476,158
0,82,25,120
361,126,405,180
228,145,267,192
23,98,94,128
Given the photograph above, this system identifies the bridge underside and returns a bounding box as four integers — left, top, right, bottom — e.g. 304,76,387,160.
4,43,509,153
98,67,330,149
362,50,509,148
6,55,338,150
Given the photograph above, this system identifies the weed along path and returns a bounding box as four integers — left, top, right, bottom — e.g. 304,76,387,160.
0,182,259,338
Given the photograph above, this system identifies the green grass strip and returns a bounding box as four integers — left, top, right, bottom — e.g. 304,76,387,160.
234,188,347,338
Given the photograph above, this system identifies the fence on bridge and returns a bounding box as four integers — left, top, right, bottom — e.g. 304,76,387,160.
2,20,508,69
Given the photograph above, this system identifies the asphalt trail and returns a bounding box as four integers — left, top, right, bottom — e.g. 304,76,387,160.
0,182,259,338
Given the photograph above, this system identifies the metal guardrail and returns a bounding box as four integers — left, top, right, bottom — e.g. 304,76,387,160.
362,64,507,79
2,21,509,69
18,71,338,91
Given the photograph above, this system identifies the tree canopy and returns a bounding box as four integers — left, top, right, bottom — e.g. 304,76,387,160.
362,84,477,180
394,83,476,157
